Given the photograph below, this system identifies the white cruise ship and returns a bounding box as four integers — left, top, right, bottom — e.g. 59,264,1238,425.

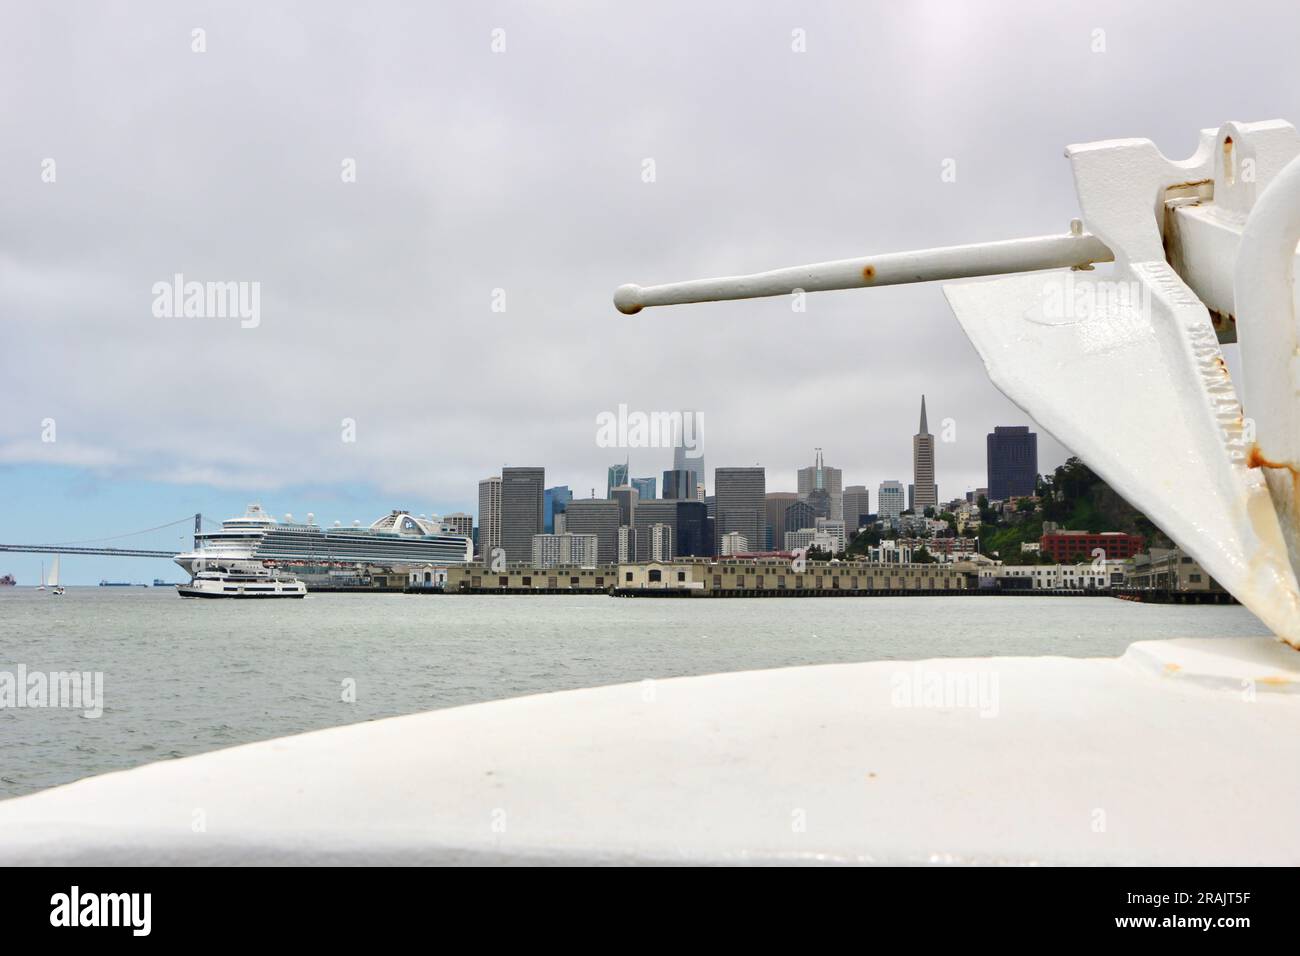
174,504,473,583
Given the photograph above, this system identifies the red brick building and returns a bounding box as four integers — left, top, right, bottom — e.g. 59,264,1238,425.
1040,531,1145,562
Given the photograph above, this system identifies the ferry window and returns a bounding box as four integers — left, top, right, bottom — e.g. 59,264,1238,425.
570,577,579,585
649,569,662,583
522,576,532,586
498,576,508,587
677,571,686,582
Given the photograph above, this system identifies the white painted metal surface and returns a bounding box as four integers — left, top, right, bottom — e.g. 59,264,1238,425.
615,120,1300,649
613,231,1112,314
1236,151,1300,581
1,638,1296,865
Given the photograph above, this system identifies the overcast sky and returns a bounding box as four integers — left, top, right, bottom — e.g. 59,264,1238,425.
3,0,1300,578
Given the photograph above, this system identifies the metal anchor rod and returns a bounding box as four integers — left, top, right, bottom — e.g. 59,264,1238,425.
614,227,1113,314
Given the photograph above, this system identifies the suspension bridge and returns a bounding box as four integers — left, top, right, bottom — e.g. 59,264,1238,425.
0,515,201,559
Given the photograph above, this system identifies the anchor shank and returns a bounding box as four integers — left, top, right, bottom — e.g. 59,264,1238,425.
614,231,1113,314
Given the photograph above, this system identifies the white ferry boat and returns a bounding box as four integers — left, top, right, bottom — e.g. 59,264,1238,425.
177,568,307,599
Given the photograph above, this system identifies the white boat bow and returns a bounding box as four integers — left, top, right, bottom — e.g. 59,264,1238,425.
0,637,1296,865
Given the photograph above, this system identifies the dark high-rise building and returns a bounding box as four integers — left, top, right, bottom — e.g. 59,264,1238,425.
784,500,816,541
714,467,765,555
672,411,706,499
563,498,621,564
610,485,638,526
987,426,1039,501
674,500,709,557
765,492,799,552
663,468,697,501
807,487,831,520
631,500,711,560
543,485,571,534
631,476,656,501
500,467,544,564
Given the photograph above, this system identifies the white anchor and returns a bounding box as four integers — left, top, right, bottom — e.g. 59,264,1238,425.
616,120,1300,648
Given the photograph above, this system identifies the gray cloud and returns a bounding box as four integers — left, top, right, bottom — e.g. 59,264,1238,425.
3,0,1297,508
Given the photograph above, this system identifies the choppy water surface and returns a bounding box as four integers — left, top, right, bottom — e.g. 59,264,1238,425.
0,588,1272,797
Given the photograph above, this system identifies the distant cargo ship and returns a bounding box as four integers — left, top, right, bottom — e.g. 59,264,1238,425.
99,580,146,587
0,574,15,587
153,579,177,587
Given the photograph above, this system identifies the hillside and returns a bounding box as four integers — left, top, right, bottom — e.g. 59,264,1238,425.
846,456,1173,563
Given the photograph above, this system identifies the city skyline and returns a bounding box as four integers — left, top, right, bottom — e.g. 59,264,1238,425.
2,397,1053,583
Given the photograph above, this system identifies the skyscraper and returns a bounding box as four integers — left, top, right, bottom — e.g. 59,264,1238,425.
842,486,871,530
610,485,638,526
784,499,816,537
618,525,637,562
606,462,629,498
672,411,706,499
444,512,473,537
662,468,697,501
912,396,938,514
631,476,657,501
543,485,571,534
797,448,843,520
714,467,765,556
987,426,1039,501
674,500,710,557
476,476,502,564
878,480,905,525
632,499,710,559
563,498,621,564
765,491,799,551
500,466,544,564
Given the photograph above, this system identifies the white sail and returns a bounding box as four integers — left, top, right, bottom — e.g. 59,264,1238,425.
47,555,60,587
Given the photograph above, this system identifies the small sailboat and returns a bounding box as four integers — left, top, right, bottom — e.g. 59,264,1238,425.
37,560,45,591
48,555,64,596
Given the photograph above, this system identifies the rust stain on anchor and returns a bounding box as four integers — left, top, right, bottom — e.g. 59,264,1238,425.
1246,445,1300,498
1247,446,1300,474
